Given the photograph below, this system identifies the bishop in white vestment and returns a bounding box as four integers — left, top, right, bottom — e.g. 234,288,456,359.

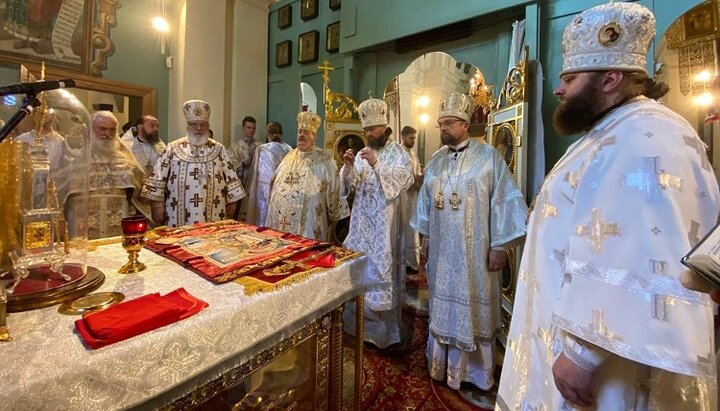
414,93,527,391
141,100,245,227
497,4,719,410
342,99,414,348
266,112,349,240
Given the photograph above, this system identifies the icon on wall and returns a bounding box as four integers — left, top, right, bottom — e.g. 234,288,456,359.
276,40,292,68
278,5,292,29
326,22,340,53
329,0,341,11
301,0,319,21
298,30,319,64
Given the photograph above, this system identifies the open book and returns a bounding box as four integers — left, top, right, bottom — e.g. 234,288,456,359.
682,222,720,288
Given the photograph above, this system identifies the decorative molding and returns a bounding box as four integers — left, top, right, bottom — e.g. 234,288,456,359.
90,0,120,77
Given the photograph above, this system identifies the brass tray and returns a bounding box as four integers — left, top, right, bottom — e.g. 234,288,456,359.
58,291,124,315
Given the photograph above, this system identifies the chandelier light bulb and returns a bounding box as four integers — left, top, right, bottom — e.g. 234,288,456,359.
694,92,714,107
417,95,430,108
152,16,170,33
695,70,713,83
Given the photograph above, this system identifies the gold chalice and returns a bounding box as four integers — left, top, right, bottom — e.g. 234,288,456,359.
118,215,148,274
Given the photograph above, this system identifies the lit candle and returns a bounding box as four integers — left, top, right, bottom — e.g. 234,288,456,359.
121,216,148,235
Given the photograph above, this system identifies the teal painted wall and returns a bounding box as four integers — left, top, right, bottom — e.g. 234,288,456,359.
339,0,532,52
539,0,700,167
104,0,171,139
268,0,524,147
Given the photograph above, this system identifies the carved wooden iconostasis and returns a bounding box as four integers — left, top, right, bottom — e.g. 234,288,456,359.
486,46,530,346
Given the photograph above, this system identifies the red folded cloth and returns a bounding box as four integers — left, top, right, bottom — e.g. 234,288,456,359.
75,288,208,349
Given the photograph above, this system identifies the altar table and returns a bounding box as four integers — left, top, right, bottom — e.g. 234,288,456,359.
0,242,369,410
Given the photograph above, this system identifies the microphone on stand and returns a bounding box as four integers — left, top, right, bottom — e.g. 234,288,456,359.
0,79,76,96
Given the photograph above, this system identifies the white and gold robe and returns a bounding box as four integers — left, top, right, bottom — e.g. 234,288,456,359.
414,140,527,390
497,98,719,410
400,145,422,270
246,141,292,226
141,137,245,227
229,137,260,220
121,130,166,177
341,139,414,348
265,147,349,241
63,142,147,239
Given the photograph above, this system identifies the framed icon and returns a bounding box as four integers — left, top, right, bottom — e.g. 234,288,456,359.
326,22,340,53
278,5,292,29
300,0,319,21
298,30,319,64
276,40,292,68
329,0,341,11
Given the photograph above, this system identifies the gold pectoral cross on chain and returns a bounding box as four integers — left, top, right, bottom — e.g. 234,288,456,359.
449,192,461,210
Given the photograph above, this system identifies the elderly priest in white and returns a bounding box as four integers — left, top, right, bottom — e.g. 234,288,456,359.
413,92,527,392
141,100,245,227
266,112,349,240
341,98,414,348
497,2,720,410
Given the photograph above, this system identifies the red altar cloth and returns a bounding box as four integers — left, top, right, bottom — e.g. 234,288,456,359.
145,222,330,284
75,288,208,349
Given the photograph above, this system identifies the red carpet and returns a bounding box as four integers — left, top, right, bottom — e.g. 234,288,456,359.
343,266,495,410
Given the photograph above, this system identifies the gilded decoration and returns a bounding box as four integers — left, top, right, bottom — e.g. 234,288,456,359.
319,60,359,122
25,221,52,250
163,314,333,411
0,0,119,77
664,2,720,96
495,46,529,111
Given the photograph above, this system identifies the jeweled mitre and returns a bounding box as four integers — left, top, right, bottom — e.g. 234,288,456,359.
438,92,473,122
183,99,211,122
358,98,388,128
297,111,321,134
561,1,655,76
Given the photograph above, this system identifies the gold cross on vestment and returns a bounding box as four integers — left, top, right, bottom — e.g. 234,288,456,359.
591,309,622,341
576,208,620,254
278,215,292,231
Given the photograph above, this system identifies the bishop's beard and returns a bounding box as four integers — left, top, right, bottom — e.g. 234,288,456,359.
91,136,121,159
186,127,210,146
552,78,604,135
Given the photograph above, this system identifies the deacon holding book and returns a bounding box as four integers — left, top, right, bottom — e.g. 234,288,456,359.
497,2,720,409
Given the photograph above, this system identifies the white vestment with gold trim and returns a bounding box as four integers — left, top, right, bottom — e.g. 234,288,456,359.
414,140,527,390
497,98,719,410
266,147,349,241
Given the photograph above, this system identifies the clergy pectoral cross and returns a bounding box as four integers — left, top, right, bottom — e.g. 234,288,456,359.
449,192,461,210
434,192,444,209
278,215,292,231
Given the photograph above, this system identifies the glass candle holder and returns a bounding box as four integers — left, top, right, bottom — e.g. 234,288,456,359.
118,216,147,274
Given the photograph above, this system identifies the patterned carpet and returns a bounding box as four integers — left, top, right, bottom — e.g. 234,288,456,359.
342,268,496,410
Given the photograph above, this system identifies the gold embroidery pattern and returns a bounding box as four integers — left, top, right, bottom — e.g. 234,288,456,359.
575,208,620,254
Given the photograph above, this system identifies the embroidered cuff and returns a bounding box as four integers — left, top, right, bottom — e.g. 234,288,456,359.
563,334,611,372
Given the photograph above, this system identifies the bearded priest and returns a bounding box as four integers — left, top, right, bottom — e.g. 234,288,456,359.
141,100,245,227
64,111,148,239
341,98,414,349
